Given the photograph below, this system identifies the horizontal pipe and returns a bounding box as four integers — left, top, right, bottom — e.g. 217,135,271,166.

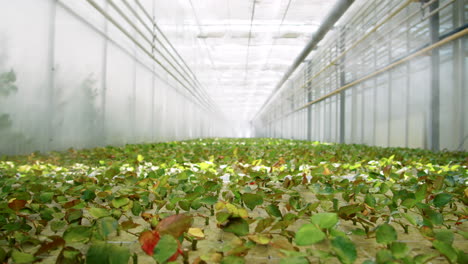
264,26,468,124
85,0,217,113
105,0,215,110
133,0,217,107
253,0,356,121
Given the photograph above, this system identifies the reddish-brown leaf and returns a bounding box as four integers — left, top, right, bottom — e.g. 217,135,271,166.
141,212,153,222
139,230,159,256
156,214,193,238
138,230,183,259
35,236,65,256
121,220,140,230
8,199,27,211
383,165,392,176
63,199,80,209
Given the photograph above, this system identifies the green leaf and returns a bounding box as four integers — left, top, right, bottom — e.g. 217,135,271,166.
86,242,131,264
178,200,191,211
390,242,409,259
457,250,468,264
191,199,203,210
402,213,417,226
295,224,325,246
415,185,427,202
376,249,393,264
39,192,54,203
0,247,6,262
414,253,440,264
40,208,55,221
255,217,275,233
112,197,130,208
266,204,282,218
331,236,356,264
433,193,452,208
97,216,118,238
132,201,142,216
57,247,83,264
221,255,246,264
364,194,376,207
65,209,83,223
89,207,111,218
11,250,35,264
242,193,263,210
199,196,218,205
311,213,338,229
81,190,96,201
376,224,397,244
425,209,444,225
223,218,249,236
434,230,454,245
63,226,92,243
216,212,231,224
153,235,178,263
50,220,66,232
432,240,457,263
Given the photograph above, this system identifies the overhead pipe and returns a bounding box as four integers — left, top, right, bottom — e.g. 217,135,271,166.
253,0,355,121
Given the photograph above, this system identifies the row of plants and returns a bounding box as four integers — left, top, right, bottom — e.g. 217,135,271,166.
0,138,466,263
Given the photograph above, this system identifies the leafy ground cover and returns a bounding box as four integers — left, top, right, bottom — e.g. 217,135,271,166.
0,138,467,264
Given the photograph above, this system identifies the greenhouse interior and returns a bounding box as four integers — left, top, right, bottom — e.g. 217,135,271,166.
0,0,467,263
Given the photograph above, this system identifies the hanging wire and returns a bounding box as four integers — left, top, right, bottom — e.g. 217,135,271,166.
243,0,257,85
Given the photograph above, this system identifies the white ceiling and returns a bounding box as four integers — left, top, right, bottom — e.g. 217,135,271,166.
156,0,339,121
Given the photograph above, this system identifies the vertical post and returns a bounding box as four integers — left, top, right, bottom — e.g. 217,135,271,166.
131,1,138,142
387,14,392,148
404,6,410,148
46,0,57,151
307,61,312,141
339,26,346,144
151,1,156,142
429,1,440,151
100,0,109,145
456,0,466,150
132,55,137,141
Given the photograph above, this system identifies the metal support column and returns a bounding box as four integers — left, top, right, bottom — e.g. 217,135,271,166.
307,61,313,141
46,0,57,150
339,26,346,144
100,1,109,145
454,0,465,150
150,1,156,142
429,1,440,151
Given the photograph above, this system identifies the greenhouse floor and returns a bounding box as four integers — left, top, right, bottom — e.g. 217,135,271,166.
0,138,467,264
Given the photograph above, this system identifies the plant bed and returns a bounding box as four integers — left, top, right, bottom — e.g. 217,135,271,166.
0,138,466,264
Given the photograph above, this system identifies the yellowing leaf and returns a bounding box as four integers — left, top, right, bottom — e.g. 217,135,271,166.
188,228,205,239
248,234,272,245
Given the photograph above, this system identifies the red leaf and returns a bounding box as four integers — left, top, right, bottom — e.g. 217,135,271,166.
139,230,160,256
138,230,183,259
8,199,27,211
156,214,193,238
